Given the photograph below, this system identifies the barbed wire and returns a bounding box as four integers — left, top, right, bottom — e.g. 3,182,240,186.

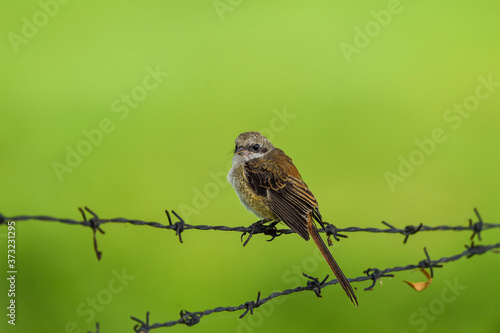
0,207,497,260
130,242,500,332
1,207,499,331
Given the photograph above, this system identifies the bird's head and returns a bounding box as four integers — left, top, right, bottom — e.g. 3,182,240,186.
233,131,274,163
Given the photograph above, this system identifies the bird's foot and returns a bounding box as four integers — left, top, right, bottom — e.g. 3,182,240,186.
241,219,282,246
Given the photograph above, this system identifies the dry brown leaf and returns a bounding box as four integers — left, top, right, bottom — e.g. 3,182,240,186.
403,269,432,291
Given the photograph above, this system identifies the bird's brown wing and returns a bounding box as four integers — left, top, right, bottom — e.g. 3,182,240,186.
244,148,319,240
245,148,358,306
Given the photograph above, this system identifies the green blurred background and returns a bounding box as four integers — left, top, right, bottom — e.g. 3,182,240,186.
1,1,500,332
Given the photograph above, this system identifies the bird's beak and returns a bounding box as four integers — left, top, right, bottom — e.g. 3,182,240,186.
236,146,249,156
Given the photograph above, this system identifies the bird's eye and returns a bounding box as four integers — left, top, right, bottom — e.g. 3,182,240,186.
252,144,260,151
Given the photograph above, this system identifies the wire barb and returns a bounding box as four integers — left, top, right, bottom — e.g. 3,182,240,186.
179,310,201,326
382,221,424,244
166,210,185,243
323,222,348,246
418,247,442,278
403,223,424,244
303,273,329,297
239,292,262,319
469,207,484,241
363,268,395,291
79,207,105,260
131,311,150,333
465,242,490,258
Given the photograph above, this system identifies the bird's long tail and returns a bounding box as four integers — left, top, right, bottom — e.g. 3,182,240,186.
307,219,358,307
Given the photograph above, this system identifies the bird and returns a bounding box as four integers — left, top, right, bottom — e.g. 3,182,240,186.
227,131,357,306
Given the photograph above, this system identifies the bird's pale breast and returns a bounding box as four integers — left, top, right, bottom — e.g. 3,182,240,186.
228,163,278,220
